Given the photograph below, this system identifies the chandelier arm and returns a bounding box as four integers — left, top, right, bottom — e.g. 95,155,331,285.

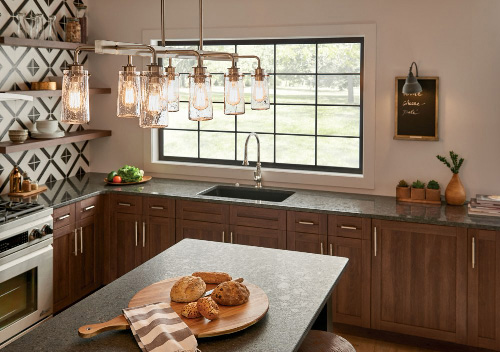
106,45,158,64
233,55,261,68
157,49,203,67
74,45,96,65
201,52,236,67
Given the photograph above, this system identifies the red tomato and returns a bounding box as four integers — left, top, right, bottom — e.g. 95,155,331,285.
112,175,122,183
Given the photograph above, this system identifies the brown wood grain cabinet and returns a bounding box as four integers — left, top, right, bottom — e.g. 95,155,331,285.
371,219,467,344
287,211,327,254
467,229,500,350
328,215,371,328
52,223,74,313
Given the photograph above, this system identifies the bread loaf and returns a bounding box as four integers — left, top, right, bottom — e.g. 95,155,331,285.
192,271,232,284
181,302,202,319
197,297,219,320
170,276,206,303
211,280,250,306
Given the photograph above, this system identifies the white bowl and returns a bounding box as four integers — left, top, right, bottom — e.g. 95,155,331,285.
36,120,59,133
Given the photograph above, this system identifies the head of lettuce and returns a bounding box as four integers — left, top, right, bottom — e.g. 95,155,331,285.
117,165,144,183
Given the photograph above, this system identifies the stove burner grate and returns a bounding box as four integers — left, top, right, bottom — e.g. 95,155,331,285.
0,201,45,224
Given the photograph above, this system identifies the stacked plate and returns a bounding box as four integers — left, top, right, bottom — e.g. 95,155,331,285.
31,120,65,139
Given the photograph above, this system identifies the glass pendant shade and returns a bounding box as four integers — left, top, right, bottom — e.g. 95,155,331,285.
224,68,245,115
251,68,270,110
166,67,180,112
61,68,90,124
188,67,213,121
139,69,168,128
117,70,141,118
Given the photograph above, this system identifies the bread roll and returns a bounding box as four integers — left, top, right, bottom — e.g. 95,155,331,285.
197,297,219,320
211,280,250,306
192,271,232,284
170,276,206,303
181,302,202,319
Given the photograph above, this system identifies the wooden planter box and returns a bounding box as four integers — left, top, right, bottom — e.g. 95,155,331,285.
396,186,411,200
426,188,441,202
411,187,425,200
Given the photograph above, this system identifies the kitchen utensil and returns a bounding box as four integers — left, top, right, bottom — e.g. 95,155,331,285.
104,175,152,185
35,120,59,133
78,276,269,339
9,165,23,193
8,130,28,144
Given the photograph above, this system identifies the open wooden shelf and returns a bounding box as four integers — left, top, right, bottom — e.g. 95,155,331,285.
1,88,111,98
0,36,85,50
0,129,112,154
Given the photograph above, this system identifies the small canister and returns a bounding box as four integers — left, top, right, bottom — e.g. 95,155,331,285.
30,181,39,191
65,18,81,43
22,179,31,192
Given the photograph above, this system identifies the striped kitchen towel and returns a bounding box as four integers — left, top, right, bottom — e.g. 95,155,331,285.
123,302,200,352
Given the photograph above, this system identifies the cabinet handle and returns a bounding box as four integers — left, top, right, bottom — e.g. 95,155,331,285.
340,225,357,230
320,242,324,255
143,222,146,247
150,206,164,210
74,229,78,256
222,231,225,243
135,221,138,247
118,202,131,207
83,205,95,212
472,237,476,269
299,221,314,225
230,232,233,244
374,227,377,257
57,214,70,221
80,227,83,254
329,243,333,256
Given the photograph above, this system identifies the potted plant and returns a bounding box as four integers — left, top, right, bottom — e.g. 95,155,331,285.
411,180,426,200
436,151,465,205
396,179,410,200
426,180,441,202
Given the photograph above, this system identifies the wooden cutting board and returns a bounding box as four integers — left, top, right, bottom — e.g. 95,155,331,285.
79,277,269,339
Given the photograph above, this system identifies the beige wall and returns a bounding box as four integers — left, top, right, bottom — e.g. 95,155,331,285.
87,0,500,198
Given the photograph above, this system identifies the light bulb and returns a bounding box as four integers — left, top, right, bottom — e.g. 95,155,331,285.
68,81,82,111
252,80,266,103
226,81,241,106
122,80,137,106
167,79,179,104
192,82,209,110
147,83,162,112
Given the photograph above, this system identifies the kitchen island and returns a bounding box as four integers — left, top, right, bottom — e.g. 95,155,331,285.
3,239,348,352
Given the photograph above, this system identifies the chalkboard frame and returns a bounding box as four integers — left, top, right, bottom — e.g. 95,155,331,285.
394,76,439,141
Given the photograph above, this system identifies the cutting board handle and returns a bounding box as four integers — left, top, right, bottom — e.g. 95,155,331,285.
78,314,129,338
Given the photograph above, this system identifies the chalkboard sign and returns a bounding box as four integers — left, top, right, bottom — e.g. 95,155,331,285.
394,77,439,141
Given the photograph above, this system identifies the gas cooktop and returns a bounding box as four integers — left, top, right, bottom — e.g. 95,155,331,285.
0,201,45,224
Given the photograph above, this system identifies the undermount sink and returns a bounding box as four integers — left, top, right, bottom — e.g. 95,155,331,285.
199,185,295,203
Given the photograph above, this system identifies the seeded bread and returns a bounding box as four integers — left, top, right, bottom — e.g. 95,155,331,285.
211,280,250,306
192,271,232,284
181,302,202,319
170,276,206,303
197,297,219,320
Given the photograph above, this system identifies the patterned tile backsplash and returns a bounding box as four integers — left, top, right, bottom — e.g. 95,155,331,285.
0,0,91,194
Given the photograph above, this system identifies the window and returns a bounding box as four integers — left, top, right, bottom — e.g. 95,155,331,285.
158,38,364,174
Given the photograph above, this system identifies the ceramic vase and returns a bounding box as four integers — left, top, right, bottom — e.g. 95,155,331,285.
445,173,466,205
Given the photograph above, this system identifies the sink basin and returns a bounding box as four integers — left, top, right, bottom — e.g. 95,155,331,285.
199,185,295,202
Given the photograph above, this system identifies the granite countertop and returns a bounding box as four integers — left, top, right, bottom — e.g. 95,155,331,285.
3,172,500,231
3,239,348,352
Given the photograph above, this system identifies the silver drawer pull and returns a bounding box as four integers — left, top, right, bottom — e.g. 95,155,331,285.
74,229,78,256
83,205,95,212
135,221,138,246
340,225,357,230
320,242,324,255
330,243,333,256
143,222,146,247
472,237,476,269
118,202,131,207
298,221,314,225
57,214,70,221
150,206,164,210
222,231,225,243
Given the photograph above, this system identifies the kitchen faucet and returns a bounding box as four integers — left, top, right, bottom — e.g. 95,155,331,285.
242,132,262,188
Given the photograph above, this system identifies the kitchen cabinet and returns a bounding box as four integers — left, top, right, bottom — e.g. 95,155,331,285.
328,215,371,328
287,211,327,254
371,219,467,344
467,229,500,350
52,197,101,313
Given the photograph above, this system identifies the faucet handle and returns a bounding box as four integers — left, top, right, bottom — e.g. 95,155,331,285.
242,160,249,166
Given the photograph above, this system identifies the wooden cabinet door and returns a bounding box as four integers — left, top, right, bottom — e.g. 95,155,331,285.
231,225,286,249
114,212,143,277
468,229,500,350
72,216,100,301
147,216,175,259
329,236,370,328
53,224,75,313
287,232,327,254
287,211,327,254
372,220,467,344
175,219,227,243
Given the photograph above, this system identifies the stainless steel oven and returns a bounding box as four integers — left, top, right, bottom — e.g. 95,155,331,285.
0,208,53,347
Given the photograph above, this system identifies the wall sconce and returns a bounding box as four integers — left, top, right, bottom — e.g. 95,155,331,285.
402,62,422,95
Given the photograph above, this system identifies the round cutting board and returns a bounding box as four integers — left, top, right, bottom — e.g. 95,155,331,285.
129,277,269,338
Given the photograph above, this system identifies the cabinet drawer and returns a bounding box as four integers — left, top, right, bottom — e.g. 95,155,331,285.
232,225,286,249
176,200,229,224
111,194,142,214
76,196,99,221
287,211,327,235
230,205,286,230
53,204,75,230
144,197,175,218
329,215,369,240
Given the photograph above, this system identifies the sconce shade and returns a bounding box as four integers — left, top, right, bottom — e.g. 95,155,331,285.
61,68,90,124
402,63,422,95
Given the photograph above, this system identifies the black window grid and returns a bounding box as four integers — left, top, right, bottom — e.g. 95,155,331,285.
158,37,364,174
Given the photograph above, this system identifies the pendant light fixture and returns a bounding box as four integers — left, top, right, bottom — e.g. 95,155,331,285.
117,56,141,118
188,65,213,121
402,61,422,95
224,65,245,115
166,59,180,112
139,63,168,128
251,66,270,110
